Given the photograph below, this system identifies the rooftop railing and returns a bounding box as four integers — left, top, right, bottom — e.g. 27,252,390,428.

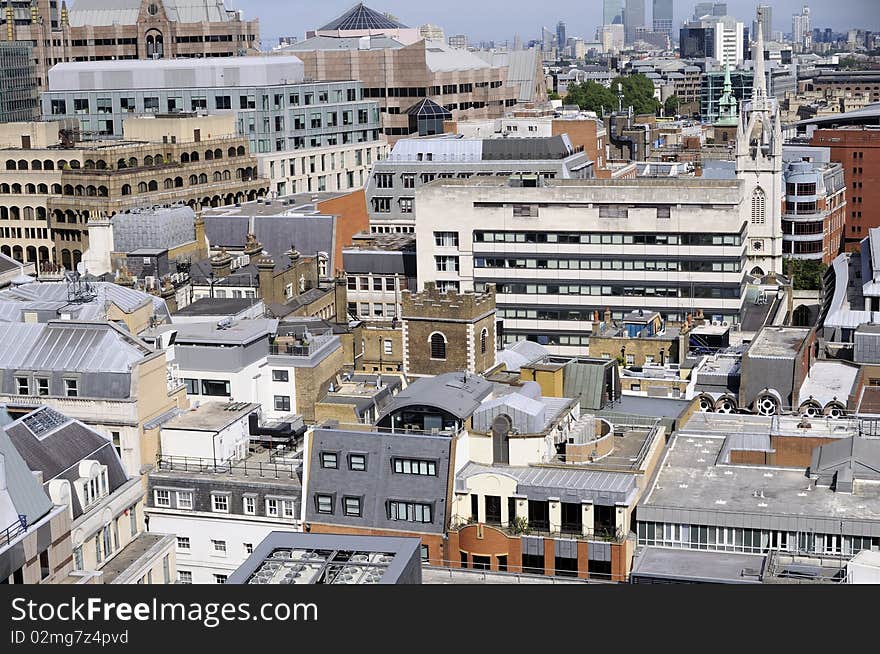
0,515,27,549
155,454,298,480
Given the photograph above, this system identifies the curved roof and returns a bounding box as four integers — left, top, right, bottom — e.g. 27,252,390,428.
319,3,407,31
377,372,495,422
68,0,239,27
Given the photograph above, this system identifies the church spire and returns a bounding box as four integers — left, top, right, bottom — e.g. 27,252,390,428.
752,5,767,108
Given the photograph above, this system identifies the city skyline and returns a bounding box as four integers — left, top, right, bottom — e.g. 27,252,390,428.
233,0,880,44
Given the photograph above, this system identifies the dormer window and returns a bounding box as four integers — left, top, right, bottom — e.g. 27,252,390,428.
78,460,109,509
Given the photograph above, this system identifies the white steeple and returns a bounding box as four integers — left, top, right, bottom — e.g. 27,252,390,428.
752,5,768,108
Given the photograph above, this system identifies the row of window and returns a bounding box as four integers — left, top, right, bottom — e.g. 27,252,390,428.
183,378,231,398
474,257,742,273
474,231,743,246
477,281,744,299
72,503,139,572
349,301,399,320
14,376,78,397
347,275,404,292
313,494,433,523
153,489,296,518
320,453,437,476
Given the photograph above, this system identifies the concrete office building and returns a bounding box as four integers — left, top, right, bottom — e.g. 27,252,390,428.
652,0,674,39
680,16,745,65
0,0,260,92
624,0,647,45
0,42,39,123
414,176,749,355
282,5,519,142
781,155,846,264
42,57,387,199
603,0,625,26
366,134,593,234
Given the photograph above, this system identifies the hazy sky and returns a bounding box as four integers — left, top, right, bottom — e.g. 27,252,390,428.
231,0,879,45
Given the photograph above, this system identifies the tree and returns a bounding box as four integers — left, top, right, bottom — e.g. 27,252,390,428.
564,80,617,114
548,91,561,100
784,258,827,291
664,94,680,117
609,73,662,115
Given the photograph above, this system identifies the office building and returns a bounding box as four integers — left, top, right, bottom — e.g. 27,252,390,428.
226,532,423,584
792,5,812,52
557,21,567,49
624,0,647,45
781,156,846,264
652,0,674,39
600,24,626,54
692,2,726,20
283,5,519,142
0,0,260,93
700,68,753,123
42,57,386,199
0,42,38,123
753,5,773,47
604,0,625,26
448,34,468,50
414,176,749,354
343,232,416,323
365,134,593,234
4,406,175,584
681,15,745,65
420,24,445,42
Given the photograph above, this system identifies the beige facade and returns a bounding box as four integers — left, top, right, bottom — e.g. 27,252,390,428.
0,0,259,92
0,116,268,271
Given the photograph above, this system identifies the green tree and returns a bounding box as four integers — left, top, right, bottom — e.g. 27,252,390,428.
664,94,680,116
784,258,827,290
609,73,662,115
563,80,617,114
548,91,561,100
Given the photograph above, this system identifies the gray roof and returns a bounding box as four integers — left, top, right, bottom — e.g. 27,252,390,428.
0,321,152,373
473,49,542,102
112,206,196,254
4,407,129,520
173,297,262,317
630,546,766,583
497,340,549,372
457,462,639,506
203,213,335,269
0,424,53,533
810,437,880,483
68,0,242,27
144,318,277,347
283,35,405,52
318,3,408,30
472,392,574,435
0,253,19,275
377,372,495,422
746,327,810,359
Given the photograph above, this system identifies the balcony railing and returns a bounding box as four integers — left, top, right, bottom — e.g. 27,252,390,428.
0,515,27,549
450,517,625,543
155,455,298,479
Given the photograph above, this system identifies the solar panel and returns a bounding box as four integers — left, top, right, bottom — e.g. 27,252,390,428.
21,407,70,439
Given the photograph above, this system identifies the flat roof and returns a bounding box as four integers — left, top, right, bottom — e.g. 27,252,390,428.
630,546,766,583
746,327,810,359
173,297,262,317
145,318,277,346
161,401,259,432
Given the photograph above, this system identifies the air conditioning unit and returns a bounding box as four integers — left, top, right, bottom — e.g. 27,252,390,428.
145,275,156,289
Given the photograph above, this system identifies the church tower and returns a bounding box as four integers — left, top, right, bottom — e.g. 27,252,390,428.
735,5,783,277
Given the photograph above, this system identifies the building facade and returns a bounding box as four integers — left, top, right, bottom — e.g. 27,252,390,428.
781,159,846,263
0,42,39,123
0,0,260,92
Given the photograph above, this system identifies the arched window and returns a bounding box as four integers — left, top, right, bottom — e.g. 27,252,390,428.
751,187,766,225
137,182,148,193
228,146,236,158
480,328,488,354
430,332,447,360
148,180,158,192
144,155,154,167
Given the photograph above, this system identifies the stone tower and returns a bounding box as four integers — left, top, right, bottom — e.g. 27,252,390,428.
401,282,497,378
735,5,783,277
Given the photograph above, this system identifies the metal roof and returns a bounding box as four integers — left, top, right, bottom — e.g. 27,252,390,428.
318,3,408,31
0,321,151,373
797,360,859,408
377,372,494,421
0,426,53,532
68,0,239,27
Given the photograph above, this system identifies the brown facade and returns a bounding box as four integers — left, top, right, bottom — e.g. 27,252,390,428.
0,0,259,92
402,282,497,378
811,127,880,251
307,522,446,567
552,118,606,170
315,190,371,275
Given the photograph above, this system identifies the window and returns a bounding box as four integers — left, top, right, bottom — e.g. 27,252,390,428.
388,501,432,523
178,571,193,584
315,494,333,514
214,574,227,584
266,499,279,517
751,188,766,224
480,328,488,354
383,339,393,355
211,494,229,513
177,537,190,551
421,545,429,562
243,496,256,515
393,458,437,476
73,546,83,571
64,378,78,397
349,454,367,471
244,543,254,554
183,378,199,395
36,378,49,396
212,540,227,554
272,370,289,382
15,377,28,395
200,379,230,397
430,332,447,360
399,197,414,213
321,452,338,469
343,497,362,517
434,231,459,247
154,489,171,507
435,255,459,272
129,504,137,536
282,500,295,518
274,395,291,412
176,491,193,510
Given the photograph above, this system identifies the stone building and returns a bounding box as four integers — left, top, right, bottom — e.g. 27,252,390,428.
0,0,260,92
401,282,497,379
0,114,267,271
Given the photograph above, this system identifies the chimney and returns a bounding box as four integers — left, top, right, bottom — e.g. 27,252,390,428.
286,247,301,268
210,249,233,278
243,232,263,257
604,307,612,326
255,254,276,301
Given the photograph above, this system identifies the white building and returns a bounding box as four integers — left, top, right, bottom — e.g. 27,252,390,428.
712,16,745,66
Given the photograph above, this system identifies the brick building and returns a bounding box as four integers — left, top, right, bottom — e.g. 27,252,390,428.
401,282,497,378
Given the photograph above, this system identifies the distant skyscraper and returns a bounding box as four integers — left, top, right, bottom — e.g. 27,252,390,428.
624,0,647,45
513,33,522,50
792,5,812,52
752,6,772,45
712,2,727,16
693,2,726,20
557,21,567,48
448,34,468,49
604,0,625,25
541,26,554,51
653,0,674,38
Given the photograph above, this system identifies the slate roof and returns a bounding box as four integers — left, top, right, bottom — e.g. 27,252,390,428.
377,372,495,422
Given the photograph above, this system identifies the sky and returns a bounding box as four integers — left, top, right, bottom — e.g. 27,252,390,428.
231,0,880,45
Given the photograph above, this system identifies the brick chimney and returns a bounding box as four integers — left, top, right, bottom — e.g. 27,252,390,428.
243,232,263,257
210,249,233,278
254,254,276,301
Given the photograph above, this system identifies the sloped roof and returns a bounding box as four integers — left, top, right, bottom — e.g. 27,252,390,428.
377,372,495,422
68,0,237,27
404,98,452,118
4,408,129,520
810,436,880,482
318,3,407,31
0,426,53,532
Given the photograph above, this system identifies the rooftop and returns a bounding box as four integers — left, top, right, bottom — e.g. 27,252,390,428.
317,3,408,31
161,402,260,432
377,372,495,422
746,327,811,359
172,297,263,318
630,546,766,583
153,448,302,487
145,318,277,347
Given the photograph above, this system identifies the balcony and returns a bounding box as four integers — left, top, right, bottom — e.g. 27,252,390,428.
0,516,27,549
268,327,337,359
449,516,625,543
